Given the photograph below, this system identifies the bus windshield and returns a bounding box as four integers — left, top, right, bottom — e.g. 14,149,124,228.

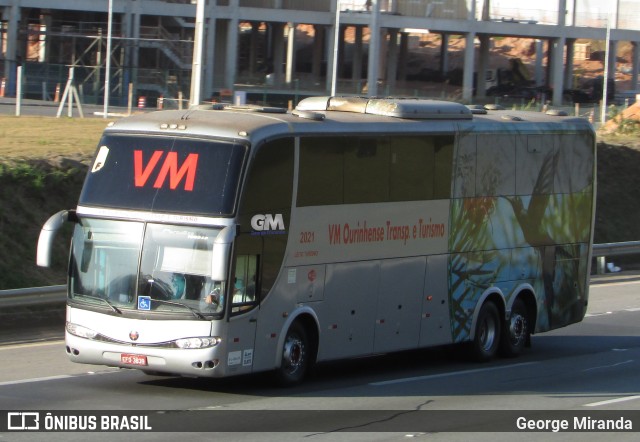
79,134,246,216
69,218,226,317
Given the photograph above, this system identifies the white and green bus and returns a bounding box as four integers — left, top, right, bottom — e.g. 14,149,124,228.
37,97,596,385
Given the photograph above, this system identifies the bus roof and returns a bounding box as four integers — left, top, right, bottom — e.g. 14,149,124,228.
103,97,594,145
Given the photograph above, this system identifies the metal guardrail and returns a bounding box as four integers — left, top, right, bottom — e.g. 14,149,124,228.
1,241,639,308
592,241,640,275
592,241,640,257
0,285,66,309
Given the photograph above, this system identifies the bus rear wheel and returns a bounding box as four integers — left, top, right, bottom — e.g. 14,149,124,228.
470,302,501,362
499,298,529,357
275,321,310,386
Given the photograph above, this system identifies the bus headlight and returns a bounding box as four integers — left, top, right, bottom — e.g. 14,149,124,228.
175,337,221,349
66,322,98,339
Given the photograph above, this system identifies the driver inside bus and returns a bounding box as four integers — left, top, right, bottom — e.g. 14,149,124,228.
170,273,186,299
203,281,223,309
232,278,245,303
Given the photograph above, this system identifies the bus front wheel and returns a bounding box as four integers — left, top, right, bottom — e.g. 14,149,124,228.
275,321,310,386
470,302,501,362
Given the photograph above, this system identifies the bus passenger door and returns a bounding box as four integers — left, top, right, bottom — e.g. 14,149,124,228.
224,253,259,376
228,136,294,375
419,254,452,347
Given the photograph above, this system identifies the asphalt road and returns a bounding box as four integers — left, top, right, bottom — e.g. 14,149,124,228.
0,274,639,441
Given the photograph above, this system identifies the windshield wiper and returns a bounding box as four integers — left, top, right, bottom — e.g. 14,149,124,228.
77,294,122,314
148,298,207,320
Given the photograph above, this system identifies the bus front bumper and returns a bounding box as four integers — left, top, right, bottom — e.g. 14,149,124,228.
65,332,227,378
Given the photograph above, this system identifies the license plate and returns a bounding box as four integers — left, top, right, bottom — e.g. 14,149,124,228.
121,353,148,366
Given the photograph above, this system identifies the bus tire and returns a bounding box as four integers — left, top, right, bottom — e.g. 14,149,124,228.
275,321,310,386
499,298,529,357
470,301,501,362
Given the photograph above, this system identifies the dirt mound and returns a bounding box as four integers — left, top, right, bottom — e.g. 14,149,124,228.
0,160,87,289
602,101,640,133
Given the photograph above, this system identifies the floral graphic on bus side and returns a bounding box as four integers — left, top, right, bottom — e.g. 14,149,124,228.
449,142,594,341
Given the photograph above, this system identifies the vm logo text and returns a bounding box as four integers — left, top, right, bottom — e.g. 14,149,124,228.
134,150,199,191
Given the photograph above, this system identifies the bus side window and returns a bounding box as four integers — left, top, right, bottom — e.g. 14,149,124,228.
231,254,259,312
236,137,294,306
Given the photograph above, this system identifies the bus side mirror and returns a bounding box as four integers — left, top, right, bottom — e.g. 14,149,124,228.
37,210,77,267
211,225,236,281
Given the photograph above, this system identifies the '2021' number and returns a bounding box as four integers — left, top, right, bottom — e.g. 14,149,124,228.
300,231,315,244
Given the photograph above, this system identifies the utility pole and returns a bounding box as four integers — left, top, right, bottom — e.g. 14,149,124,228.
103,0,113,118
601,10,612,124
330,1,340,96
190,0,206,107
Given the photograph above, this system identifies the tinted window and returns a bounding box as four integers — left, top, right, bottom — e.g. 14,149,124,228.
345,138,390,204
297,137,344,206
238,137,295,230
298,135,454,206
236,138,294,304
79,135,246,216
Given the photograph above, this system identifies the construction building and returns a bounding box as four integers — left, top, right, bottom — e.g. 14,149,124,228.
1,0,639,107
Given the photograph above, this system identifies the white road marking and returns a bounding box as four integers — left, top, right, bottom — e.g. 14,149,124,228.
584,395,640,407
585,312,612,317
0,369,121,387
591,280,640,288
586,308,640,317
369,362,538,386
0,340,64,351
0,374,74,386
582,359,634,372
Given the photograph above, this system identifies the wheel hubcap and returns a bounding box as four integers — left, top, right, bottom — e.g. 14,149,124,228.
509,314,527,346
283,336,304,374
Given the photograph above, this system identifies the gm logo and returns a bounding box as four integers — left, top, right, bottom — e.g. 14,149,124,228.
251,214,285,234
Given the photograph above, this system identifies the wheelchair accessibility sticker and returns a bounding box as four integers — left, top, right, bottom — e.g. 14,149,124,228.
138,296,151,311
